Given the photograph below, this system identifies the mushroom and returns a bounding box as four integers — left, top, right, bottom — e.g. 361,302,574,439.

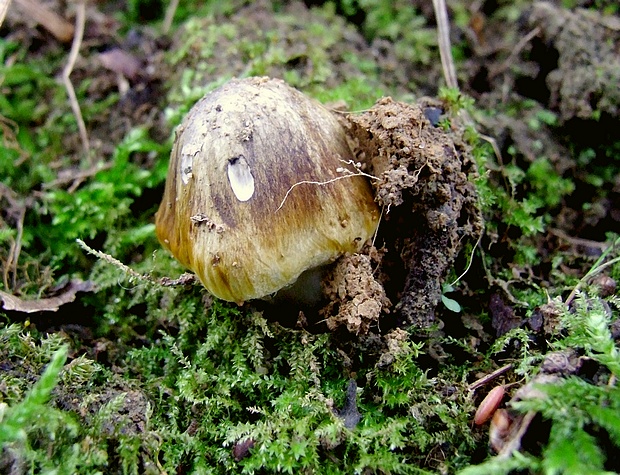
155,77,379,304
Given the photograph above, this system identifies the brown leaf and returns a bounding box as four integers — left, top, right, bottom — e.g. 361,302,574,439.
0,280,94,313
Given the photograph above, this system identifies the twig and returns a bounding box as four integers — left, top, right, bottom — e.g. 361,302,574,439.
62,0,90,159
468,363,513,391
549,228,608,252
0,183,27,290
42,161,113,191
0,115,28,163
76,239,155,284
489,27,541,80
5,204,25,290
77,239,199,288
159,273,197,287
432,1,506,169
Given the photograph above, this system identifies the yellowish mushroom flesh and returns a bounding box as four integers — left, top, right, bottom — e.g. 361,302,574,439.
155,77,379,303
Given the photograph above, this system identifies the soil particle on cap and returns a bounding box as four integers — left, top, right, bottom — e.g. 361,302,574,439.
344,98,483,328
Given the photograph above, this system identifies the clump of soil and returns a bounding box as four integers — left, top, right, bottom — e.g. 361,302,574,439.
55,385,150,437
352,99,482,329
320,250,391,335
320,98,483,331
528,2,620,122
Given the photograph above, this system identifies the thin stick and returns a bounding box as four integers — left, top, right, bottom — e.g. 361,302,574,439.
77,239,199,289
468,363,513,391
0,184,26,290
489,27,540,80
5,205,24,289
62,0,90,159
549,228,608,252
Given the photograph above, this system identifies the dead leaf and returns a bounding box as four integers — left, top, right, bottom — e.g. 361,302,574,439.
0,279,94,313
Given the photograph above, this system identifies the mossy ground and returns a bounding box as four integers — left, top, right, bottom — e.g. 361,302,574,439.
1,1,620,473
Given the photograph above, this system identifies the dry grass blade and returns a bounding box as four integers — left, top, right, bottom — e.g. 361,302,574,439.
162,0,179,34
62,0,90,159
432,0,458,89
432,1,506,169
0,183,26,290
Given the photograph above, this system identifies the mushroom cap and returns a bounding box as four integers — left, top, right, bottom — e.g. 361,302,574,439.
155,77,380,303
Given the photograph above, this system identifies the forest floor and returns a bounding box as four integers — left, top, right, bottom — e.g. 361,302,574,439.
1,1,620,474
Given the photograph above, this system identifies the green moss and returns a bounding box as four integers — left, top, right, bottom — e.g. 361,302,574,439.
464,294,620,474
120,303,479,473
164,3,395,117
348,0,437,66
2,2,619,473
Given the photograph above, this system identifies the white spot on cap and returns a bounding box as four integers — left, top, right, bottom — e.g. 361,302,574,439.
227,155,255,201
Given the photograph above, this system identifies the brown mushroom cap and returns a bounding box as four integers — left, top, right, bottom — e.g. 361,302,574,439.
155,77,379,303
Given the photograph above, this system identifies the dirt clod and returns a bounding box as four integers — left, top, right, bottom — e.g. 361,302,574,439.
529,2,620,122
345,98,483,328
321,251,391,335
